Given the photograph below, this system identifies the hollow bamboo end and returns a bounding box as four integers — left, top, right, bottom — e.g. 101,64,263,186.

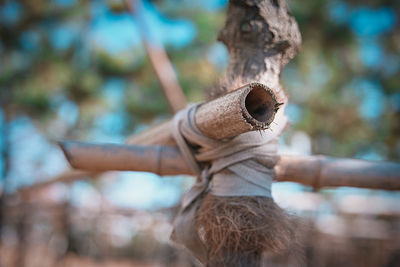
241,82,278,130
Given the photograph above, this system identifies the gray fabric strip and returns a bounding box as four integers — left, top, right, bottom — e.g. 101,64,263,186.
169,102,288,263
211,172,272,196
172,104,286,203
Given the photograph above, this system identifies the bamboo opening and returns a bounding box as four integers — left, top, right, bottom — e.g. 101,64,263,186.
245,84,276,123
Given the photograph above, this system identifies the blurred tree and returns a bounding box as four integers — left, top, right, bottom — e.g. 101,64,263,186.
283,0,400,161
0,0,399,265
0,0,398,164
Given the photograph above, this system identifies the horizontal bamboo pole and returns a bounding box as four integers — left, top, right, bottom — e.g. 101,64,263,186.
274,155,400,190
127,82,278,144
60,142,400,191
60,141,191,175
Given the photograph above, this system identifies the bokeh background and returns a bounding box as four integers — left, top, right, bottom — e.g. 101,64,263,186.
0,0,399,266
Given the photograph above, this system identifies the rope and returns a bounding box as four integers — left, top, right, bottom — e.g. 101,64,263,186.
170,102,287,262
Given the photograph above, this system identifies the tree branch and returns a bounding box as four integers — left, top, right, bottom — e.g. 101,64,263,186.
213,0,301,103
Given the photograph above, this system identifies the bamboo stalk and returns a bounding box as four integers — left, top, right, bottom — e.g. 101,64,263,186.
126,120,175,146
59,142,400,191
125,0,187,113
18,82,277,194
195,83,277,139
127,82,278,144
59,141,191,175
274,155,400,190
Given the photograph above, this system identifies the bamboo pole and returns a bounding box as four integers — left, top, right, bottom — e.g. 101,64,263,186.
59,141,191,175
56,81,400,192
274,155,400,190
59,142,400,191
60,81,278,174
125,0,187,113
127,82,278,144
195,83,277,139
127,120,175,145
17,82,277,194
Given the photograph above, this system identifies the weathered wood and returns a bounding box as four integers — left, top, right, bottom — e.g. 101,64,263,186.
127,82,278,143
196,82,278,138
59,142,400,191
212,0,301,105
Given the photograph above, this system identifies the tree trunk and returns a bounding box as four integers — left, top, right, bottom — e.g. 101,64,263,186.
199,1,302,266
211,0,301,101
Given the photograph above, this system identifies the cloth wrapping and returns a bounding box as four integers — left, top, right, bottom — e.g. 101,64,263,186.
170,102,287,262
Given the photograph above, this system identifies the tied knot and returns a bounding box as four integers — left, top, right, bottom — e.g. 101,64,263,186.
172,104,286,210
170,103,287,263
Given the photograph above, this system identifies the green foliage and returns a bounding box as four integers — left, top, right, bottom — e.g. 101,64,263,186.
282,1,400,160
0,0,398,161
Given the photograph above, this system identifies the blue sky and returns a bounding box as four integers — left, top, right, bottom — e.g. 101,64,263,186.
89,0,196,54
